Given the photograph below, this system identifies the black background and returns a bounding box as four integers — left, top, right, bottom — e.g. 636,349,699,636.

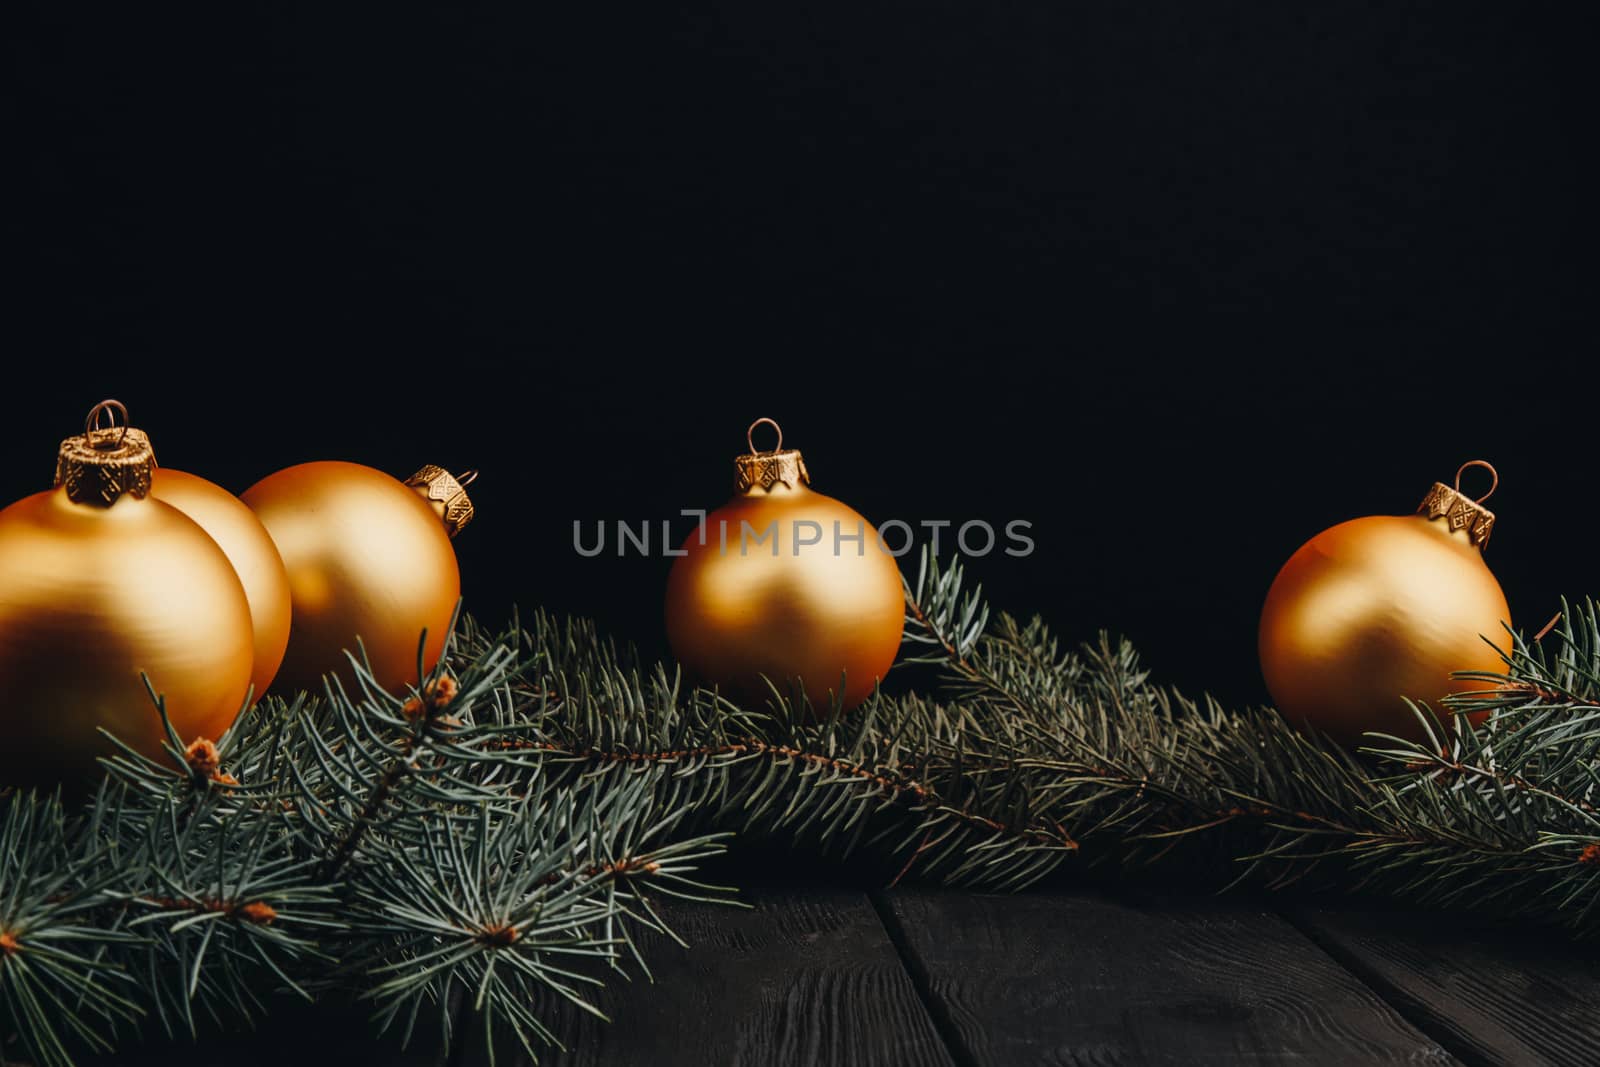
6,3,1588,708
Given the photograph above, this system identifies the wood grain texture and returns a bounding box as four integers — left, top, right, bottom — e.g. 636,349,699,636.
77,992,453,1067
459,888,954,1067
881,889,1455,1066
1291,907,1600,1067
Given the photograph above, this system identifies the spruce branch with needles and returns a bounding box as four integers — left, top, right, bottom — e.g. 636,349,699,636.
7,552,1600,1066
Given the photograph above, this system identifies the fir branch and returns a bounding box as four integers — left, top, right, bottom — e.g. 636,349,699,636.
5,617,735,1067
0,790,142,1067
11,553,1600,1067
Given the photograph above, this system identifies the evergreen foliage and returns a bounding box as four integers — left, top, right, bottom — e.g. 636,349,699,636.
4,555,1598,1064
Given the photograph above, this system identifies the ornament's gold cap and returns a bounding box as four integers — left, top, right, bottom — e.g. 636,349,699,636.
406,465,476,538
734,417,811,493
54,400,155,507
1417,460,1497,549
735,450,810,492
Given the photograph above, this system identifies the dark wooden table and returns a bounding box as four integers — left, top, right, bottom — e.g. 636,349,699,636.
96,886,1600,1067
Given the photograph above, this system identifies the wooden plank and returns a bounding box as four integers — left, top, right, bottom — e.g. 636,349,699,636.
78,992,453,1067
460,888,954,1067
1290,907,1600,1067
880,889,1455,1066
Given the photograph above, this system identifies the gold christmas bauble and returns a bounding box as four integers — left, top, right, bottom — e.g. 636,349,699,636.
665,419,904,713
0,404,255,786
241,461,473,694
151,467,292,699
1259,462,1512,745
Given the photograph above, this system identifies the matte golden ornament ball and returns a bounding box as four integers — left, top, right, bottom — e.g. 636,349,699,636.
0,402,255,787
665,418,905,713
1259,461,1512,746
151,467,292,698
241,460,475,694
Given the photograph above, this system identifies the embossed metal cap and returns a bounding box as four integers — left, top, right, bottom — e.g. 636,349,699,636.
1417,460,1497,549
406,465,477,538
54,400,155,506
734,418,811,493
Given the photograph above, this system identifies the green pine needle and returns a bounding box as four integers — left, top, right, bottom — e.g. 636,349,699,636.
5,551,1600,1066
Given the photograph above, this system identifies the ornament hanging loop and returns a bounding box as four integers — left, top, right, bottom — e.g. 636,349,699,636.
732,418,808,491
456,469,479,488
747,417,783,455
1455,460,1498,504
84,399,131,451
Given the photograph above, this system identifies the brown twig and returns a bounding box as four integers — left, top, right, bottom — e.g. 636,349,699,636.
1412,753,1599,816
906,596,971,671
319,757,411,882
491,733,1078,852
135,897,279,925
